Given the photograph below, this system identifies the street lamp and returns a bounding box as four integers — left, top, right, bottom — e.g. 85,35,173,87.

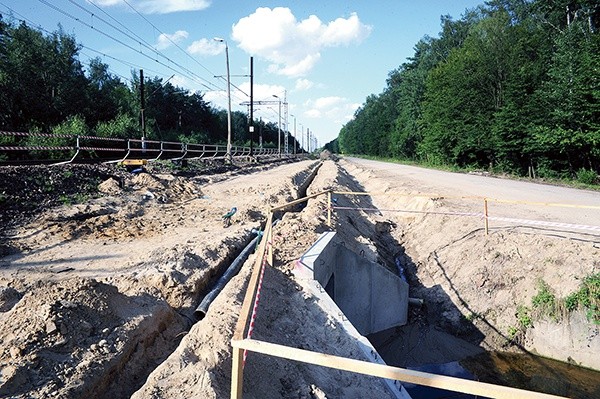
273,94,282,157
214,37,232,163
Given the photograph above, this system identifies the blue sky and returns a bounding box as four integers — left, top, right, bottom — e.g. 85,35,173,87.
1,0,484,147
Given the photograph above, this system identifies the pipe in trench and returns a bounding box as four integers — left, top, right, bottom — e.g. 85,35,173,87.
195,229,262,319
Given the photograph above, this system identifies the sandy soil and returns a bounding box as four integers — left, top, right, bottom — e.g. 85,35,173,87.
1,155,599,398
340,158,600,370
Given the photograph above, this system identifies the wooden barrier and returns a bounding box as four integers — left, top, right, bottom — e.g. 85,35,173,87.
232,338,567,399
230,190,589,398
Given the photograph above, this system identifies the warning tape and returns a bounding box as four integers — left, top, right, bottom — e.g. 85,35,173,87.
243,241,269,364
332,206,483,218
487,198,600,210
79,146,126,152
334,191,600,210
0,146,74,151
0,130,127,142
487,216,600,232
332,205,600,233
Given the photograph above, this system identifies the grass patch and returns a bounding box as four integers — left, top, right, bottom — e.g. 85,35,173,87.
516,305,532,329
564,273,600,324
531,279,557,320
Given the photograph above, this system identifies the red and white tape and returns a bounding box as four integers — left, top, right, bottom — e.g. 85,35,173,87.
333,206,600,233
243,241,269,364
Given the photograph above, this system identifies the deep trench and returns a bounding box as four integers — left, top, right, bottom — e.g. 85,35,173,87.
360,202,600,399
86,160,324,398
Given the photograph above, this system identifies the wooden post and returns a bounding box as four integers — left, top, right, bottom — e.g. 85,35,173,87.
484,198,489,235
267,213,274,266
327,191,332,228
230,346,244,399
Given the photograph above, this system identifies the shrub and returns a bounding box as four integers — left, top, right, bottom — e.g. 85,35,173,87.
576,168,597,185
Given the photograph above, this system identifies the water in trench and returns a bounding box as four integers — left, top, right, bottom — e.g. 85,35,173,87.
369,254,600,398
397,351,600,399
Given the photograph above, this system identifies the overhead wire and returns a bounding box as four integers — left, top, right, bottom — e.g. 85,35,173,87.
71,0,220,93
36,0,220,93
115,0,250,102
3,0,251,110
0,2,168,84
119,0,218,79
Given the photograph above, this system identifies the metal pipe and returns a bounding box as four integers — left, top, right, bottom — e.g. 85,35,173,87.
195,230,262,319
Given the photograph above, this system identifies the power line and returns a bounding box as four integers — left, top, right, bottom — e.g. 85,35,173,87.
35,0,220,93
67,0,215,91
1,1,249,111
119,0,219,80
0,2,167,84
115,0,250,102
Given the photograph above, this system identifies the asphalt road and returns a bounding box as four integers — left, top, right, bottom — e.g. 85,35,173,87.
345,157,600,231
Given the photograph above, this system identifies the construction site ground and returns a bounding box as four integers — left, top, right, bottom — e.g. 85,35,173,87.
0,155,599,398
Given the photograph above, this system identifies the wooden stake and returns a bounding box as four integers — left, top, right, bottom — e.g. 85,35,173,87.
230,347,244,399
327,191,332,228
484,198,489,235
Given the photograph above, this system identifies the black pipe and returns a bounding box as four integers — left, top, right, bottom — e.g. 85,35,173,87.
195,231,262,319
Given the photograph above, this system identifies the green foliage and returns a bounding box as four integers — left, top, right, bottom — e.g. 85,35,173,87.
95,113,138,139
531,280,557,320
178,131,208,144
576,168,598,185
516,305,532,328
25,115,86,160
339,1,600,181
564,273,600,324
507,325,519,339
0,18,242,156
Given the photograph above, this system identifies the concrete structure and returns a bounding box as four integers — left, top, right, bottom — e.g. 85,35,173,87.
294,231,411,399
296,231,408,336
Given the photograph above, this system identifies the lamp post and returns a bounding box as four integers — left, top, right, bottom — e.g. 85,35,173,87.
214,37,232,163
273,94,282,157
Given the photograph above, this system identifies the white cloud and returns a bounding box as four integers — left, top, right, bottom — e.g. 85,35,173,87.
87,0,122,5
314,96,345,109
304,96,355,123
170,75,187,88
88,0,211,14
231,8,371,77
305,109,321,118
155,30,188,50
237,83,286,103
187,38,224,56
295,79,314,91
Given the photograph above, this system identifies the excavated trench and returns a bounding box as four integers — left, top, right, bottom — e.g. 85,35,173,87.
79,160,324,399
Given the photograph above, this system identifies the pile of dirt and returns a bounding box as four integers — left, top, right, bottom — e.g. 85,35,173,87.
339,158,600,370
2,156,598,398
0,164,126,231
0,277,185,399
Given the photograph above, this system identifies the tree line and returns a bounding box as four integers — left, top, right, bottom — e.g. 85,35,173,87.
0,15,295,160
338,0,600,181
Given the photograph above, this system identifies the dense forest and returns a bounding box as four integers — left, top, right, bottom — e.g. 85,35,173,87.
0,15,294,158
338,0,600,181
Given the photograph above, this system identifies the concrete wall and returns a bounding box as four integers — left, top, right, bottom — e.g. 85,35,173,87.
296,232,408,336
294,231,411,399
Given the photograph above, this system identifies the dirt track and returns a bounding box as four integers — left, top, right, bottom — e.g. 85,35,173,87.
1,156,599,398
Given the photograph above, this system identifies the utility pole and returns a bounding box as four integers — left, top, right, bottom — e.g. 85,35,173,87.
214,37,232,163
249,57,254,157
140,69,146,147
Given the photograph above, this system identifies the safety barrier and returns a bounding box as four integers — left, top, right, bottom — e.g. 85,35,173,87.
230,189,575,399
0,130,280,164
327,191,600,235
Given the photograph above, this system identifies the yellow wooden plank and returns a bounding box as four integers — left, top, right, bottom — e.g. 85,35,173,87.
233,339,567,399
